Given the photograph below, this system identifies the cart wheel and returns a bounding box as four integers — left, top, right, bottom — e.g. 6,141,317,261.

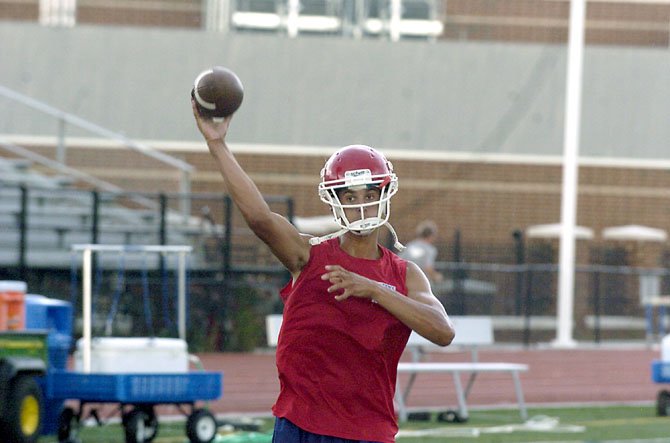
124,409,158,443
136,406,158,442
657,390,670,416
437,409,468,423
57,407,80,443
0,374,42,443
186,409,217,443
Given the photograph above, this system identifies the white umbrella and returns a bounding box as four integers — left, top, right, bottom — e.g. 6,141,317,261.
526,223,594,240
601,224,668,243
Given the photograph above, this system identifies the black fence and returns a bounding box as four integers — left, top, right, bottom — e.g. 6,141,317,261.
2,182,668,350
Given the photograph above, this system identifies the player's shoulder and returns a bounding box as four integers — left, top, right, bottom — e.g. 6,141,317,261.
403,259,422,274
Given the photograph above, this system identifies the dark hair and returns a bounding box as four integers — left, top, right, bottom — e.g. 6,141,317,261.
416,220,438,239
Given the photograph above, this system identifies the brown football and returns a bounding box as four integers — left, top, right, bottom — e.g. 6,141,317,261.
191,66,244,119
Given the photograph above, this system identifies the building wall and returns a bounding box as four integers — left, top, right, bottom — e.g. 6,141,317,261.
3,0,669,47
0,22,669,160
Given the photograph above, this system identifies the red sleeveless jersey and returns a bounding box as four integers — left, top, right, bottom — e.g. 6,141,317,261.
272,238,411,442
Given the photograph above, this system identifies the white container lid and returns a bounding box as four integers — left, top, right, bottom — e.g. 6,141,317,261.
0,281,27,293
77,337,187,351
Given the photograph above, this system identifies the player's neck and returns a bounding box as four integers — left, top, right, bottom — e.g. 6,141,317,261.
339,232,381,260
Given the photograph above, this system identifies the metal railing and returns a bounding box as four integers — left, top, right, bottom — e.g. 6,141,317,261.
0,84,195,218
0,139,158,211
434,260,670,345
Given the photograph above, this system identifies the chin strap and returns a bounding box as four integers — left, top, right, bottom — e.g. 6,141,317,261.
308,223,405,252
386,223,405,252
309,227,349,246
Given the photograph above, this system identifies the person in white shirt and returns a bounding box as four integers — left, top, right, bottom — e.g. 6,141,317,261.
400,220,444,285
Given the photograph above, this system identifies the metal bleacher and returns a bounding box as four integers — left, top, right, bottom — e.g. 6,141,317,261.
0,156,220,270
0,84,223,271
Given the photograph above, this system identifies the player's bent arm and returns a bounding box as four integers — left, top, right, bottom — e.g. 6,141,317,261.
374,262,455,346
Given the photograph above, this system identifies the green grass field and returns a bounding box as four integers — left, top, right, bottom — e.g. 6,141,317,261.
41,404,669,443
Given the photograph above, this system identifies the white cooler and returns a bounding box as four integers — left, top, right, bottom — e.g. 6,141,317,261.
74,337,189,374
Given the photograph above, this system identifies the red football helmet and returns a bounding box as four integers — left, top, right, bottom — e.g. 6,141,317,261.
317,144,398,238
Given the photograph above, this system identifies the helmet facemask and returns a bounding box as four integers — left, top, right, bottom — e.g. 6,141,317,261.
318,170,398,236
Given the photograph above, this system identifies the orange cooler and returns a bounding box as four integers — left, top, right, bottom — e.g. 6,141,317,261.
0,281,27,331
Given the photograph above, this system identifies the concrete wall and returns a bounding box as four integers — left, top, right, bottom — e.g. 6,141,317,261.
0,22,668,159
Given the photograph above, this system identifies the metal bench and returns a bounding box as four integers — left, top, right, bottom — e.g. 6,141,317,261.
396,316,528,422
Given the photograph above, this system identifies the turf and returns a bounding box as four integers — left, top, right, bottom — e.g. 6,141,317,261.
40,404,669,443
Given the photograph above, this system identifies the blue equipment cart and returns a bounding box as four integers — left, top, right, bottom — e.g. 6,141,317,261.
51,244,224,443
651,360,670,416
47,369,222,443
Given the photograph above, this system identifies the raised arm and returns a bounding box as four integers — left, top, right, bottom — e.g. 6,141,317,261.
192,101,311,274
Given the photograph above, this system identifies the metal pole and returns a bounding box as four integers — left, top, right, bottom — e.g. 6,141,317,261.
512,230,525,316
180,170,191,223
18,186,28,280
206,0,230,32
221,195,233,350
555,0,586,348
592,270,601,343
353,0,365,39
82,247,92,373
159,194,168,330
57,116,66,164
159,194,167,246
90,190,100,302
287,0,299,37
90,190,99,244
523,265,533,347
389,0,401,41
178,251,187,340
453,229,465,315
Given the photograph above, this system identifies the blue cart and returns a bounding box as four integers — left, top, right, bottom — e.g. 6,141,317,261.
52,244,224,443
46,369,222,443
651,360,670,416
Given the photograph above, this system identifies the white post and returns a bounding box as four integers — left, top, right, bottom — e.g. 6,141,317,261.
73,244,192,370
555,0,586,348
287,0,300,37
389,0,401,41
64,0,76,26
180,170,191,224
178,251,187,341
82,247,92,373
205,0,229,32
353,0,365,39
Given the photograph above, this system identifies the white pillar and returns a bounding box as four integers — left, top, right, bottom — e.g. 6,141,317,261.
555,0,586,348
205,0,230,32
287,0,300,37
82,247,92,373
389,0,401,41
